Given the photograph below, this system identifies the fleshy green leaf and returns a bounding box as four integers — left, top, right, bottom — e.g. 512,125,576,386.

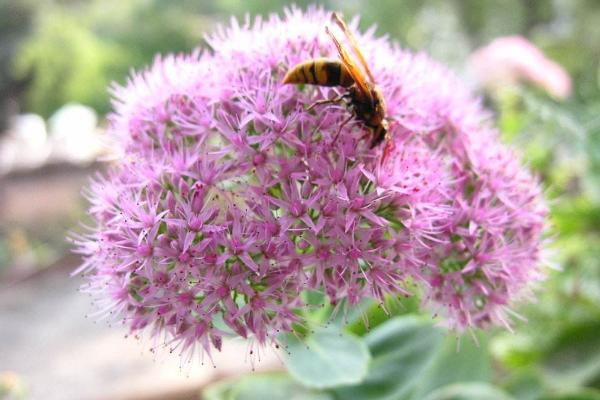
202,379,233,400
202,372,333,400
411,332,491,399
539,388,600,400
503,369,545,400
332,315,443,400
542,322,600,388
284,328,370,389
346,296,421,337
422,382,515,400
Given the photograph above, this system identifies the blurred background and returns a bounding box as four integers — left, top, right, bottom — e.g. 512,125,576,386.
1,0,600,399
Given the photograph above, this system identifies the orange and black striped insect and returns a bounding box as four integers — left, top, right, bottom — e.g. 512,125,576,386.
283,12,391,158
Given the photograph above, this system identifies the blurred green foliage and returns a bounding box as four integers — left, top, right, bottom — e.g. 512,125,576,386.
2,1,600,399
13,9,123,117
0,0,34,130
9,0,212,117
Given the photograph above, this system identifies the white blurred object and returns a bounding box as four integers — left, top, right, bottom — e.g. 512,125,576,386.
48,103,103,164
0,113,51,174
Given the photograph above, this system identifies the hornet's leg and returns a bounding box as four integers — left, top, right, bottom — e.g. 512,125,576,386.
381,135,394,165
306,93,350,111
369,121,389,149
370,130,386,148
358,131,370,143
331,113,355,144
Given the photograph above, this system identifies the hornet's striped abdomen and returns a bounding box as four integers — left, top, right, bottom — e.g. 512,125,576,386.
283,58,354,87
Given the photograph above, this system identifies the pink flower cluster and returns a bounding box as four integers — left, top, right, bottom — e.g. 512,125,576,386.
73,8,547,360
469,35,572,99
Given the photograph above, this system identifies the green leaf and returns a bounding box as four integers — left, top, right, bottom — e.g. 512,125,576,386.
503,369,545,400
346,296,421,337
412,332,491,399
202,372,333,400
202,379,234,400
539,388,600,400
332,315,443,400
284,328,370,389
422,382,515,400
542,321,600,388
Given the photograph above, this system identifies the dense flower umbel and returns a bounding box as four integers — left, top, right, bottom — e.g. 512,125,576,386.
73,8,546,360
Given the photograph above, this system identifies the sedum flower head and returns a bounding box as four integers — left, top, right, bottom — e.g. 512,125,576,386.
73,8,547,360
